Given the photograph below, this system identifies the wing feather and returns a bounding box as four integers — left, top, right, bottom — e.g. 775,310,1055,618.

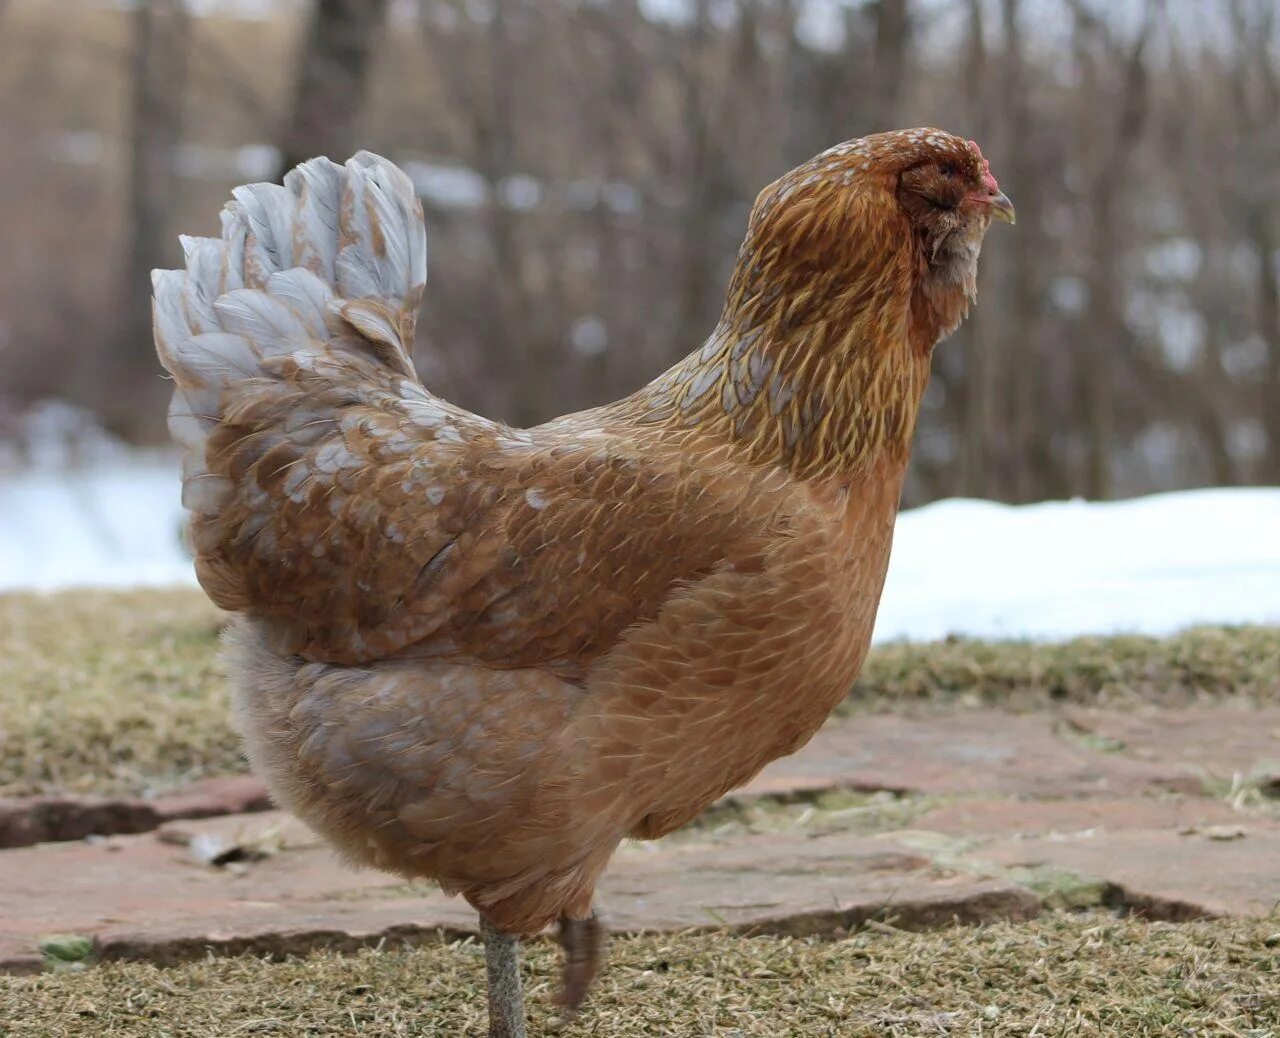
155,151,780,668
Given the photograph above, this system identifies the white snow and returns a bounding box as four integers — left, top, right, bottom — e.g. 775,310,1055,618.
0,457,197,593
874,489,1280,643
2,457,1278,643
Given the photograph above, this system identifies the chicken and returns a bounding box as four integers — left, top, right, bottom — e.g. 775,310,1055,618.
153,128,1012,1036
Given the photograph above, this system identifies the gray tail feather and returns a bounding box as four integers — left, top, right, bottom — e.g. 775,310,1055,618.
151,151,428,515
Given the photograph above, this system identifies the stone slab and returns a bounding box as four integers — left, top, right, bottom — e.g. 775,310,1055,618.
980,822,1280,920
0,810,1039,974
1063,706,1280,781
912,796,1243,839
739,710,1201,800
0,777,272,849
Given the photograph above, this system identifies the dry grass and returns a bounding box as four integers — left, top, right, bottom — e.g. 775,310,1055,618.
3,915,1277,1037
0,590,230,797
855,625,1280,712
2,588,1277,797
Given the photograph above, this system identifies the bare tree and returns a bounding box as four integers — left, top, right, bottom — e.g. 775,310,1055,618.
1228,0,1280,482
870,0,911,128
957,0,994,497
108,0,191,438
1070,0,1154,499
277,0,390,176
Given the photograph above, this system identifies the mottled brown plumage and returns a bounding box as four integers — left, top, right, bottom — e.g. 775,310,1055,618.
153,129,1011,1026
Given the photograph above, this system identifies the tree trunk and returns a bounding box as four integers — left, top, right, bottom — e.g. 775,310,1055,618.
1252,215,1280,482
674,0,716,353
277,0,389,176
959,0,994,498
1000,0,1051,502
1233,1,1280,481
1073,0,1152,499
109,0,190,438
871,0,910,129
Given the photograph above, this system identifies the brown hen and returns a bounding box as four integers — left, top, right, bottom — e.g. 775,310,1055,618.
153,129,1012,1036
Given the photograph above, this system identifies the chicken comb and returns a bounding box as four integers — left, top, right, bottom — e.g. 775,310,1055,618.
968,140,1000,193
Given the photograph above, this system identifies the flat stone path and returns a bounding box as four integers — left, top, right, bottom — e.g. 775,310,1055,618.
740,708,1212,798
0,777,271,849
2,704,1277,974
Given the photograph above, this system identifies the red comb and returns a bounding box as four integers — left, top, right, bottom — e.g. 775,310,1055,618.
968,139,1000,193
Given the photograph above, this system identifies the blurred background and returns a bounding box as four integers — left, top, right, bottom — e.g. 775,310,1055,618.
0,0,1277,512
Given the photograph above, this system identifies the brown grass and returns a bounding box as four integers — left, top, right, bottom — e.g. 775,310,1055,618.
854,624,1280,712
0,589,229,797
3,915,1277,1037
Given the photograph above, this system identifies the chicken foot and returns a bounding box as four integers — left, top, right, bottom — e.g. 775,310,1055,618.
481,916,526,1038
556,911,606,1013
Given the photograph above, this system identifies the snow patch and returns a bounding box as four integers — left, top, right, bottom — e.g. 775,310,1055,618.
0,456,196,592
874,489,1280,643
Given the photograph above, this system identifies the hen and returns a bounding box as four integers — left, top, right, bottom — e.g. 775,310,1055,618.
153,128,1012,1036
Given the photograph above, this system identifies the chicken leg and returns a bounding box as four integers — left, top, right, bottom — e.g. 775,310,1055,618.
481,916,526,1038
556,912,606,1013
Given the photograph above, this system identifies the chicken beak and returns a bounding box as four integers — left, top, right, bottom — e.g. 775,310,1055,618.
987,190,1016,225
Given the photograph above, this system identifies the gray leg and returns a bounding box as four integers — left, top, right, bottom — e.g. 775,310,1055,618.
481,915,526,1038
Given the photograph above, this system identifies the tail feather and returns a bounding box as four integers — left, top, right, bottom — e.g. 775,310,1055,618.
178,234,226,332
219,206,248,293
232,181,299,279
263,268,334,338
335,152,428,303
284,156,344,283
153,151,429,523
212,288,316,347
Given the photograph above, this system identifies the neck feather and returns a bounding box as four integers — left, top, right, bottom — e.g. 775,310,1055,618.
624,221,947,481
